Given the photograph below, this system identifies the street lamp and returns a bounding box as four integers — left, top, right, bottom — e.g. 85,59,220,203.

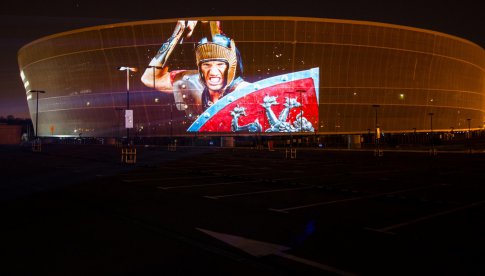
174,101,188,135
284,91,295,149
147,66,163,89
255,109,266,150
372,105,380,154
28,90,46,139
428,113,434,134
428,112,435,154
412,127,417,145
467,118,472,153
115,107,124,143
118,66,137,145
296,89,306,132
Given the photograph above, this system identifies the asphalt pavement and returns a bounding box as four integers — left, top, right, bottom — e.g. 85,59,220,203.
1,144,484,275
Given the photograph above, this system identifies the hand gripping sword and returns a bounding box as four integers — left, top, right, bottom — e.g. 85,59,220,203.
149,21,190,68
149,20,221,68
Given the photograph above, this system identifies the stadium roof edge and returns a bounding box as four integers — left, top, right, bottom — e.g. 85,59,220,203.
18,16,485,53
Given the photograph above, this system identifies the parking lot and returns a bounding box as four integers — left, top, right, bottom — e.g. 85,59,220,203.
1,144,485,275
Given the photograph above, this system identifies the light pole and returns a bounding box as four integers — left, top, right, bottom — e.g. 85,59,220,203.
173,101,187,140
372,105,380,154
285,91,295,149
256,109,265,149
296,89,306,132
118,66,137,145
115,107,124,143
28,90,46,139
170,103,173,142
467,118,471,153
412,127,417,145
428,112,435,154
296,89,307,149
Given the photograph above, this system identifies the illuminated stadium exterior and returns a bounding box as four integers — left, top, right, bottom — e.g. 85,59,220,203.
18,17,485,138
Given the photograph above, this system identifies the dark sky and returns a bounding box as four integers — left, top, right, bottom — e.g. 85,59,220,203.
1,0,483,118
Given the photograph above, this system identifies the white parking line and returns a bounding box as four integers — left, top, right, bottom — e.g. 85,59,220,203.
158,180,260,190
371,199,485,233
269,184,442,213
233,172,266,176
204,186,314,199
122,175,220,183
201,167,268,174
271,177,300,182
186,164,224,168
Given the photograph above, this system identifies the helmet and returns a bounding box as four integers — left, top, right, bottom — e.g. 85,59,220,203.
195,34,238,91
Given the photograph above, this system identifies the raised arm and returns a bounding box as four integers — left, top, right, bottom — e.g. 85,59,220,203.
141,20,198,92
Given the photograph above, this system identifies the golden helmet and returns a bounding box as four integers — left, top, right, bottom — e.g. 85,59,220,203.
195,34,238,91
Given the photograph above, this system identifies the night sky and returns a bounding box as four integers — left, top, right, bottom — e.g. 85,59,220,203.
1,0,483,118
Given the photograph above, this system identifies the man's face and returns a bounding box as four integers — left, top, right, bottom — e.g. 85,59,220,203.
200,60,227,92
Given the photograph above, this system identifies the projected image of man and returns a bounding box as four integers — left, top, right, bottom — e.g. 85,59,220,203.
141,20,248,117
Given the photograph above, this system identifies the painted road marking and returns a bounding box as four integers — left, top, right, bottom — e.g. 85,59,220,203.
269,184,442,213
122,175,220,183
197,228,357,276
204,186,314,199
158,180,260,190
232,172,266,176
368,199,485,233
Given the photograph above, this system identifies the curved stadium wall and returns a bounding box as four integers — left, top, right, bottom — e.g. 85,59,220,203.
18,16,485,137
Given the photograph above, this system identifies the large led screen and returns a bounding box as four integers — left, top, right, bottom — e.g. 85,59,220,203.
139,20,319,134
18,17,485,137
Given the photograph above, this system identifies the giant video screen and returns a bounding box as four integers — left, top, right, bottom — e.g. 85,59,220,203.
140,20,319,134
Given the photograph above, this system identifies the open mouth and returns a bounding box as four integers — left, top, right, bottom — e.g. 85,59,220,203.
208,76,222,85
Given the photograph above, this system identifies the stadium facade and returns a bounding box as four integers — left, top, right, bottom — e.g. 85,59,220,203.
18,17,485,137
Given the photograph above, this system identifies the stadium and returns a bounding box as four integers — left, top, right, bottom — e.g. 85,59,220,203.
18,16,485,140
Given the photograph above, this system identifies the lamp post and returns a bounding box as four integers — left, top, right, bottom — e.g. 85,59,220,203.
372,105,380,155
28,90,46,139
173,101,187,142
256,109,265,149
428,112,435,154
170,103,173,142
412,127,417,145
115,107,124,142
118,66,137,145
296,89,306,132
285,91,295,149
467,118,471,153
367,128,370,143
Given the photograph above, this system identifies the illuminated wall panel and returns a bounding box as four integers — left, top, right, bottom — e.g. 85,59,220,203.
18,17,485,137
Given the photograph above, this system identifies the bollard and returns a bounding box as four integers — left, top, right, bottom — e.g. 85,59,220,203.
121,147,137,164
373,149,384,157
32,139,42,152
168,143,177,151
285,148,297,159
